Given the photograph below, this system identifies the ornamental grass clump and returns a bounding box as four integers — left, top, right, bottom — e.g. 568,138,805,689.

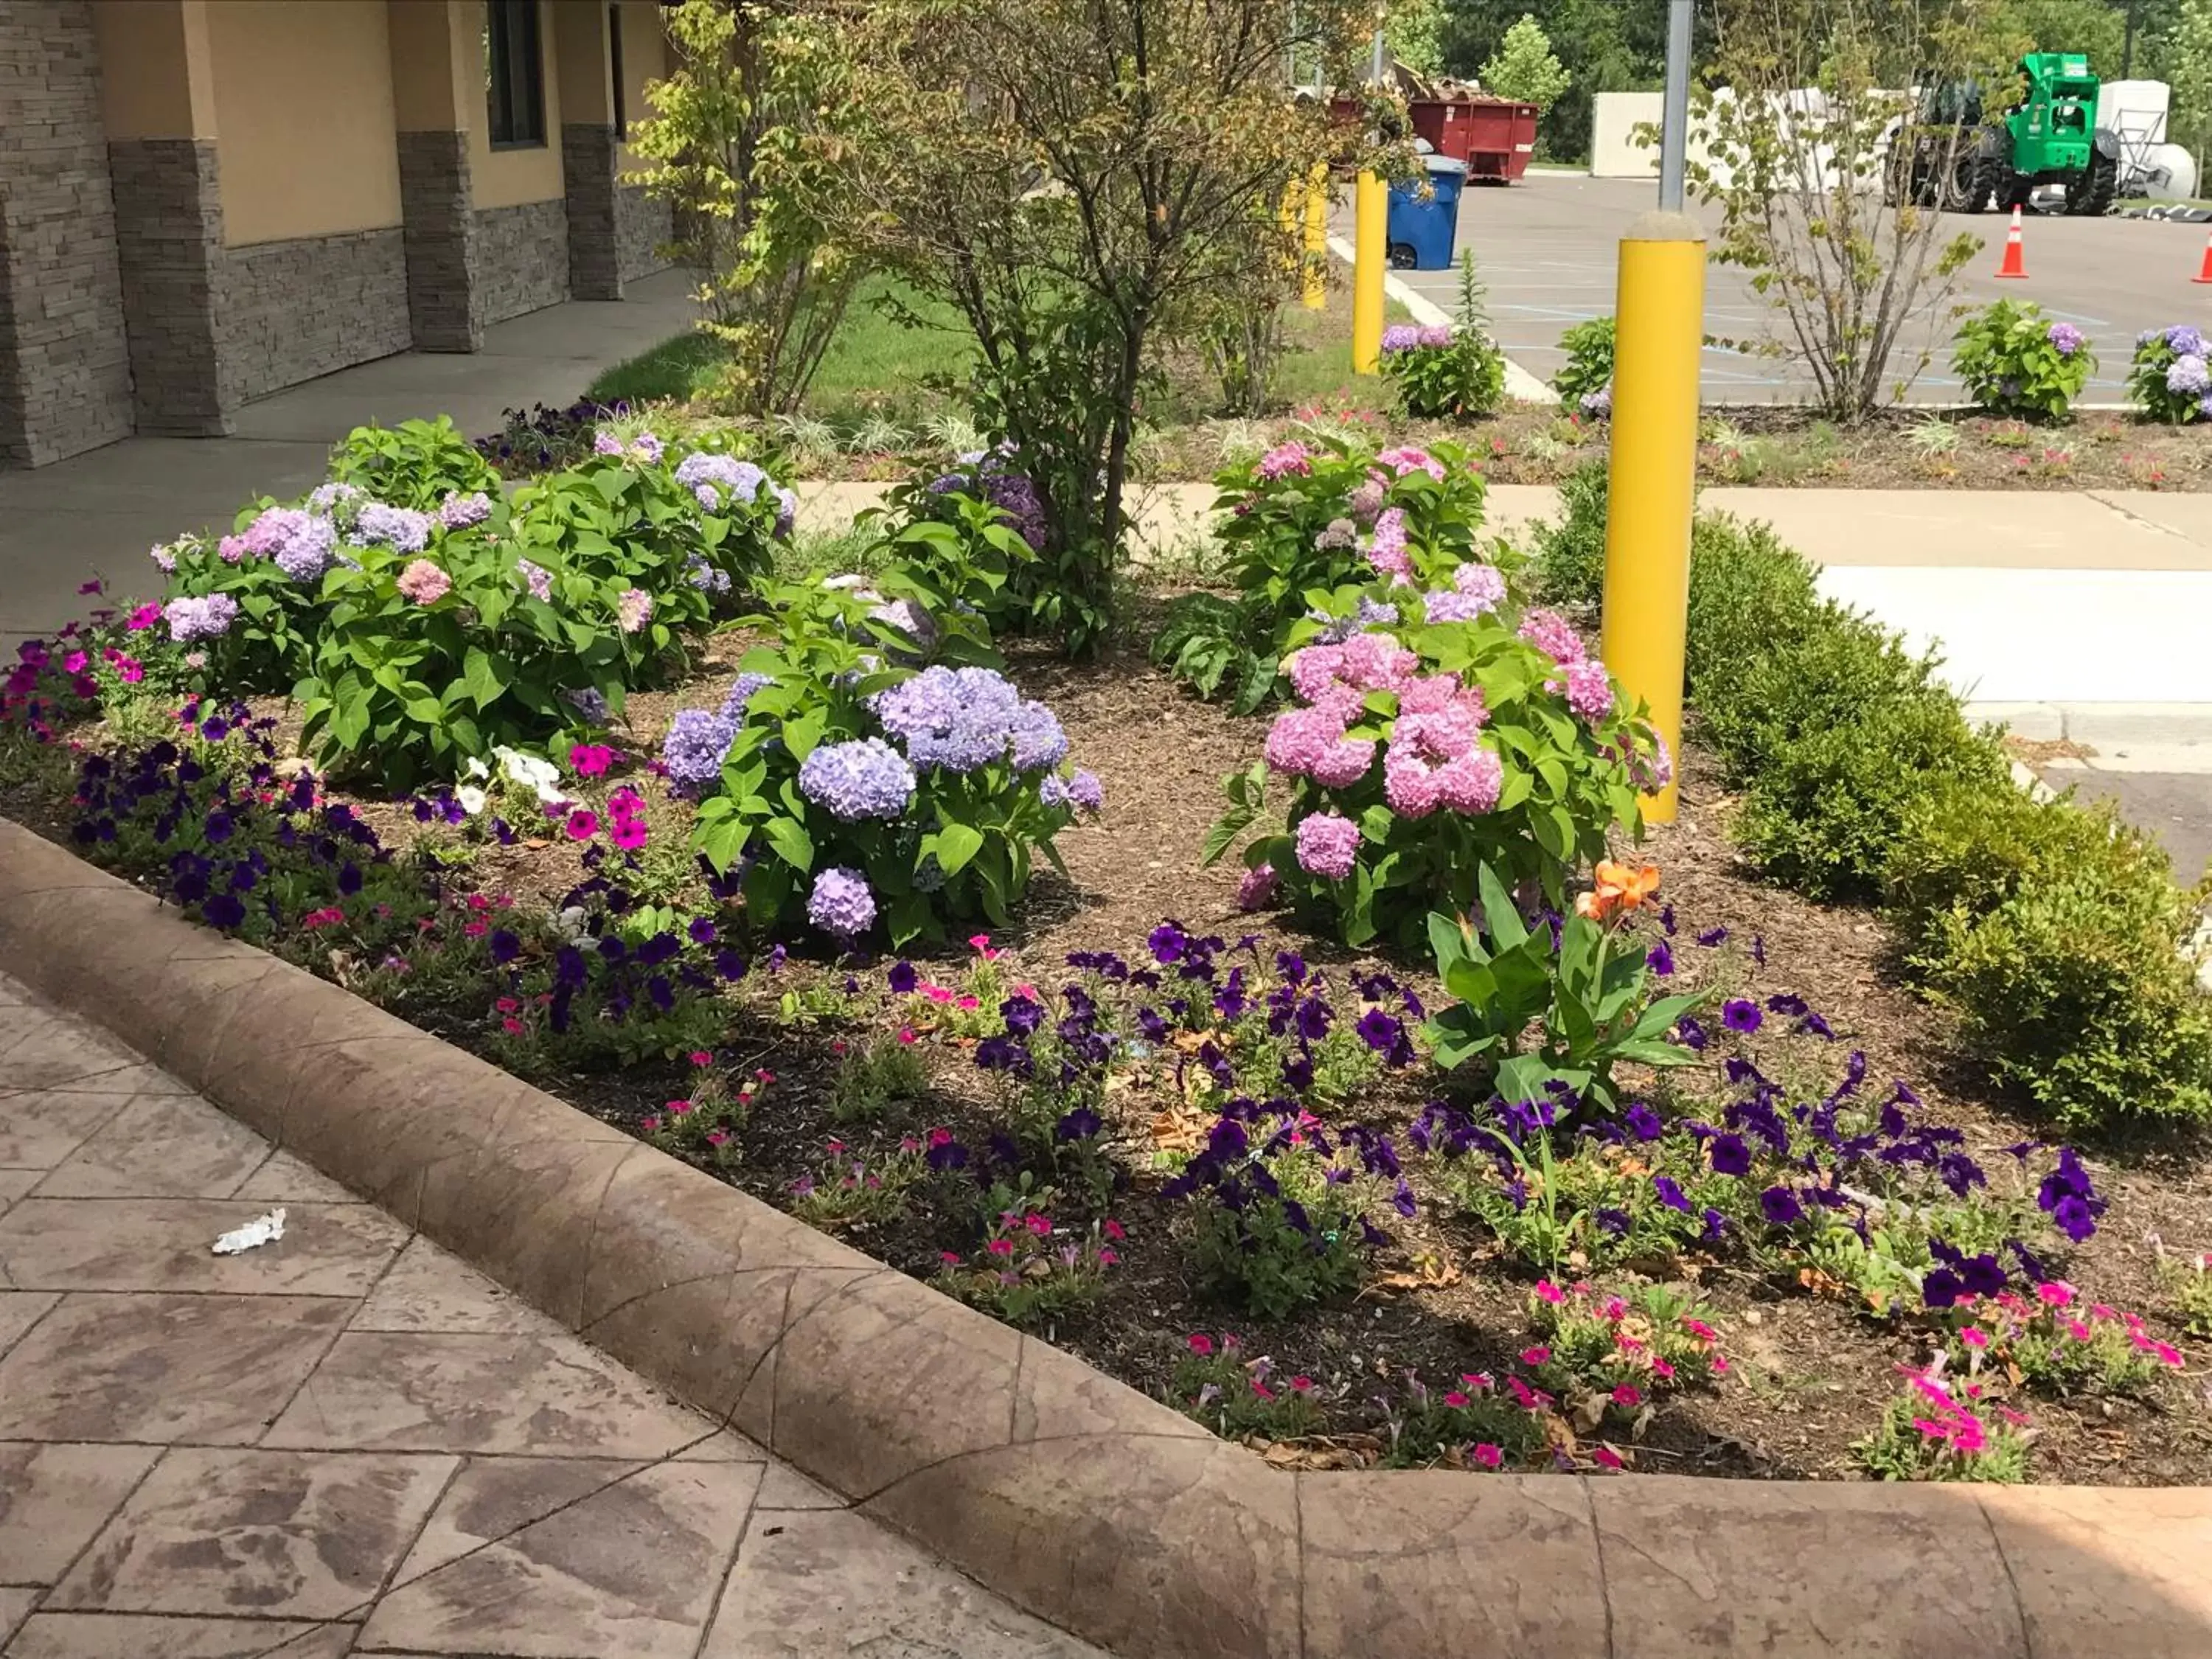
2127,325,2212,424
1951,299,2095,422
1205,586,1666,948
684,578,1097,945
1155,435,1506,712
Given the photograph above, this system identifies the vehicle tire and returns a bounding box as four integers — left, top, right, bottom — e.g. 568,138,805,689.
1968,150,2005,212
2084,146,2119,215
1941,150,1983,211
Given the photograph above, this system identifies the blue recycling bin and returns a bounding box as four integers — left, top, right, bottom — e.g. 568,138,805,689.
1386,155,1467,270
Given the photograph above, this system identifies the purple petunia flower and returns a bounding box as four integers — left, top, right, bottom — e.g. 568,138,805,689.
1759,1185,1804,1226
1708,1133,1752,1177
1721,998,1762,1034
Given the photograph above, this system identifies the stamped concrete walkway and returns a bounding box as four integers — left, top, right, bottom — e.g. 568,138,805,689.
0,968,1103,1659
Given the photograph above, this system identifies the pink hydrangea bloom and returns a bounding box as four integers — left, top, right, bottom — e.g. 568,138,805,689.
395,560,452,605
1518,606,1585,664
217,534,248,565
1338,631,1416,692
1367,507,1412,581
1293,810,1361,880
1263,704,1375,787
1433,745,1503,813
616,587,653,633
1237,863,1279,911
1284,644,1346,704
1451,561,1507,611
1256,441,1314,481
1376,445,1447,481
1561,657,1614,723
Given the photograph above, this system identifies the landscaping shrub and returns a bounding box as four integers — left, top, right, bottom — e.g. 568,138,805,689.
1155,436,1501,712
1377,252,1507,422
1528,460,1607,611
1204,583,1666,948
1888,779,2212,1133
874,449,1049,639
683,577,1097,946
1551,316,1615,414
328,417,502,508
1951,299,2095,422
2126,324,2212,425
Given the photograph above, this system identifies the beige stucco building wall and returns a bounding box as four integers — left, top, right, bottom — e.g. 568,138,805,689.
613,0,665,176
206,0,403,246
462,0,566,207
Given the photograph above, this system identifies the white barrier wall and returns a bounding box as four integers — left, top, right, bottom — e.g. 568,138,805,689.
1590,91,1665,177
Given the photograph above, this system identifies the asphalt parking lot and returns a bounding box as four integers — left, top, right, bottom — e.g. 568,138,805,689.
1394,173,2212,404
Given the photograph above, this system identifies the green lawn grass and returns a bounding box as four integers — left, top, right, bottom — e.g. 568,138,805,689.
585,271,1409,424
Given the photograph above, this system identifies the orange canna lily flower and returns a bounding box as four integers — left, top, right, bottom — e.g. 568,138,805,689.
1580,861,1662,924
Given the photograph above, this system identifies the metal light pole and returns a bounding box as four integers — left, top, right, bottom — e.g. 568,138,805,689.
1600,0,1703,822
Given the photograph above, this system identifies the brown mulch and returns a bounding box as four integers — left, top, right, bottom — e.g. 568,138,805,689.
11,639,2211,1486
790,403,2212,493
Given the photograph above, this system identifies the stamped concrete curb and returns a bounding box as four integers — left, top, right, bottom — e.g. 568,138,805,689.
4,815,2209,1659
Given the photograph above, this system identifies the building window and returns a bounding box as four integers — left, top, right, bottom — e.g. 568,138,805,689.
487,0,545,150
608,4,627,139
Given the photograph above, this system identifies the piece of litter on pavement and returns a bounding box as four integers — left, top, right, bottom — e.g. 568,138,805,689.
211,1207,286,1255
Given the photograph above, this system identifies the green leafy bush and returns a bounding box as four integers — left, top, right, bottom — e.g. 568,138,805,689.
1528,461,1607,611
1204,586,1666,948
1551,316,1615,410
1377,251,1507,421
327,417,502,508
2126,325,2211,425
1951,299,2094,422
686,577,1094,946
870,459,1044,638
1155,435,1499,712
1888,779,2212,1133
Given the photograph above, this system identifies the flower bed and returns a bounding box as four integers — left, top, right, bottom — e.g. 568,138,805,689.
4,425,2209,1491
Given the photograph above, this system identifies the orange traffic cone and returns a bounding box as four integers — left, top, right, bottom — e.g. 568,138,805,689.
2193,226,2212,285
1995,206,2028,279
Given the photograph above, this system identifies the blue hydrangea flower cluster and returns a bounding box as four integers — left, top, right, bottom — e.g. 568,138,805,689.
674,453,768,513
720,672,773,723
807,866,877,937
684,551,733,595
872,666,1065,774
438,491,494,530
661,709,738,795
356,503,433,554
798,737,917,821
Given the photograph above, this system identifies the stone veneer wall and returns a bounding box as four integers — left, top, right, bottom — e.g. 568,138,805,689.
560,125,622,300
107,139,227,436
0,0,132,465
396,131,480,352
616,184,671,285
216,230,411,406
473,198,570,330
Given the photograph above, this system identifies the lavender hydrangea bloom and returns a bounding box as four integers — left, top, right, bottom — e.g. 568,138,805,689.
2166,326,2207,358
773,484,797,540
517,558,554,602
1068,768,1103,812
150,543,178,574
1416,324,1454,347
720,672,773,723
2168,355,2211,396
593,430,625,456
307,482,364,521
799,737,917,820
1311,596,1401,644
1422,588,1492,624
438,491,494,530
164,593,239,643
1580,386,1613,420
661,708,737,794
1039,774,1071,809
872,665,1037,773
242,507,337,582
685,552,733,595
356,503,433,554
563,686,609,723
674,452,769,512
2046,321,2085,356
1008,700,1068,771
631,431,664,465
1379,323,1423,354
807,866,877,937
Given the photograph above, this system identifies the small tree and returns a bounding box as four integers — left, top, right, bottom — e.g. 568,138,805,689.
1481,14,1573,109
2172,0,2212,187
627,0,863,415
1388,0,1450,77
1691,0,2009,423
841,0,1378,654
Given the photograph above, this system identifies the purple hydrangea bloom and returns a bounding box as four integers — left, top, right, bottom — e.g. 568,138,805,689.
563,685,608,723
2045,321,2084,356
593,430,625,456
685,552,733,595
1008,700,1068,771
307,482,364,521
798,737,917,821
631,431,664,465
1067,768,1103,812
2166,325,2207,358
1422,588,1492,624
1580,386,1613,420
720,672,773,723
873,665,1062,774
356,503,434,554
243,508,337,583
674,452,769,512
773,484,798,540
1039,774,1071,809
517,558,553,602
1311,596,1400,644
164,593,239,643
807,866,877,937
661,708,737,794
1379,323,1423,354
2168,355,2211,396
1416,323,1454,347
438,491,494,530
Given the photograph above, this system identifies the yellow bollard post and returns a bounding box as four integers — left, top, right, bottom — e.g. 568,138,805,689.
1600,210,1705,825
1352,170,1386,372
1302,164,1328,310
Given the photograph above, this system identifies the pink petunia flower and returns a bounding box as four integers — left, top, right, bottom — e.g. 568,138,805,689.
564,808,599,841
1519,1346,1551,1367
1187,1333,1215,1356
1470,1442,1503,1469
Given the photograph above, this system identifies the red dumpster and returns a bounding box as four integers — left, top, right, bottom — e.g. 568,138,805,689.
1408,96,1539,182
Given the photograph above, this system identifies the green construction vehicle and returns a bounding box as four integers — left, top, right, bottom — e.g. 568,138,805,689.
1887,52,2121,215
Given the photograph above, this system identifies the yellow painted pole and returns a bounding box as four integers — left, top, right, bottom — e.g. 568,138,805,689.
1302,164,1328,310
1600,210,1705,824
1352,170,1386,372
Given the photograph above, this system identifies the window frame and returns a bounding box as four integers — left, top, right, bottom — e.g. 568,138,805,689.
486,0,546,152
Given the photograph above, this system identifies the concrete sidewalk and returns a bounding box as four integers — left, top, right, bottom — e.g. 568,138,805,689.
0,968,1100,1659
0,269,699,648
